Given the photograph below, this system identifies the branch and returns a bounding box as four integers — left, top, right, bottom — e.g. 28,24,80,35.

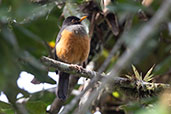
41,57,170,91
41,56,170,113
41,56,99,79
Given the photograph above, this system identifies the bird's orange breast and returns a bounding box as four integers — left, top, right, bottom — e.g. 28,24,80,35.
56,29,90,64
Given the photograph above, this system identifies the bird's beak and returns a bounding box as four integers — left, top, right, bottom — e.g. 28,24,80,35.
79,16,87,22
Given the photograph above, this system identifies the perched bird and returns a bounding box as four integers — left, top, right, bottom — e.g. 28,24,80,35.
55,16,90,100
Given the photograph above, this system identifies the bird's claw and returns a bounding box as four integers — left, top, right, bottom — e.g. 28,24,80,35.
71,64,83,72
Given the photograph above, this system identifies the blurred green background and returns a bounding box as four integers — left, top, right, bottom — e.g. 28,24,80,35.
0,0,170,114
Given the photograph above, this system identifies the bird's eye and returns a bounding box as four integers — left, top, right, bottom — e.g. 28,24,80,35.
71,19,77,23
71,19,75,23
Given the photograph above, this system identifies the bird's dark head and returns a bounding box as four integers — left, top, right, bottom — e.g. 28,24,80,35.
62,16,87,26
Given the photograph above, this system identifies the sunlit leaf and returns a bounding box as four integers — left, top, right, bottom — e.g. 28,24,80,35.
132,65,142,80
112,91,120,98
144,74,154,82
48,41,55,48
143,65,155,82
125,74,133,80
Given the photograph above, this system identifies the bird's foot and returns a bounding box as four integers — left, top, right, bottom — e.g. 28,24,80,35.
71,64,83,72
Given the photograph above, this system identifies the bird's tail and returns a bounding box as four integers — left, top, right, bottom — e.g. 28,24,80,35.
57,72,69,100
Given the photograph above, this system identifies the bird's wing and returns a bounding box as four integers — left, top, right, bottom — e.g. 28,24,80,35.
55,27,65,45
55,27,64,60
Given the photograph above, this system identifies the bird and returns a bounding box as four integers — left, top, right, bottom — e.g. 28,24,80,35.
55,16,90,100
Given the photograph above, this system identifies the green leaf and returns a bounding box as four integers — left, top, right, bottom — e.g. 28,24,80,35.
107,0,145,13
18,2,56,24
154,55,171,75
137,104,170,114
20,51,55,84
1,26,19,52
29,91,56,105
26,101,47,114
120,97,158,114
25,91,56,114
0,101,14,114
120,103,141,114
0,26,22,102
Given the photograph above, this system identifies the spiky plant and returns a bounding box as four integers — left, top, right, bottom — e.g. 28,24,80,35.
124,65,157,98
125,65,155,82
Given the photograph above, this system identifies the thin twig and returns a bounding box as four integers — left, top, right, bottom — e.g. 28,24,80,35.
98,38,123,73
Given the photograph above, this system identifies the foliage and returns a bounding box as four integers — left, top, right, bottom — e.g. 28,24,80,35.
0,0,170,114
